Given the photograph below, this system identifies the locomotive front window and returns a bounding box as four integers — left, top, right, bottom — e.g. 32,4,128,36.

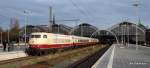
31,35,41,38
43,35,47,38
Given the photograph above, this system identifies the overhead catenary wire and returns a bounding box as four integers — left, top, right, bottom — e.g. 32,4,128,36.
0,14,12,19
75,1,98,21
68,0,94,22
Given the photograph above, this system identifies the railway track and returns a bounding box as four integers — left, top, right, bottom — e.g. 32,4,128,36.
0,44,105,68
67,45,110,68
0,56,37,65
0,47,83,65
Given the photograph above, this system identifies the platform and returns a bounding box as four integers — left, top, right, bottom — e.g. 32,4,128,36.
92,44,150,68
0,45,27,61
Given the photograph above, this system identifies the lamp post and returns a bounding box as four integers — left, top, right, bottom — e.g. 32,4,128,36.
18,31,21,47
121,25,123,45
24,10,30,47
127,24,130,47
58,24,60,34
7,28,10,44
1,32,2,44
133,0,140,50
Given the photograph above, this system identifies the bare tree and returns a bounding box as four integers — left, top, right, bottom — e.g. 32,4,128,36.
9,18,20,42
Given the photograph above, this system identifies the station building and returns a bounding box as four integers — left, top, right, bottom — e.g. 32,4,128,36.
19,21,150,46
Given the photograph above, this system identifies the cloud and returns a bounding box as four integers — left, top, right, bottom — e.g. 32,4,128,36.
0,0,150,29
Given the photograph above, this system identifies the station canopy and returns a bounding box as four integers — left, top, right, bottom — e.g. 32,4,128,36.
107,21,146,43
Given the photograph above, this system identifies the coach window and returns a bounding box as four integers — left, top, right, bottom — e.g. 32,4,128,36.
43,35,47,38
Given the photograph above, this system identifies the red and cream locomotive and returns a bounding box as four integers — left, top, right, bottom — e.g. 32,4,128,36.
25,32,99,55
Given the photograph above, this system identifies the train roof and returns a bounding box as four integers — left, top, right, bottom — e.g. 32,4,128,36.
31,32,98,40
31,32,50,35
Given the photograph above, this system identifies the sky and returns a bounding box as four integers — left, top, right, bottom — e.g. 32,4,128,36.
0,0,150,30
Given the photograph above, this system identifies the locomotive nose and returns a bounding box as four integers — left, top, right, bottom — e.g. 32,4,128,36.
31,40,34,43
29,39,34,44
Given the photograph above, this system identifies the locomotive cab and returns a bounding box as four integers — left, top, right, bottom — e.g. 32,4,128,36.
28,33,48,49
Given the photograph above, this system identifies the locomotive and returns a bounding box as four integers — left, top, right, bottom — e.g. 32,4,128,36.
25,32,99,55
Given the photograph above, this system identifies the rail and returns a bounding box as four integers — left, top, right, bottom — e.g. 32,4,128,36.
67,45,110,68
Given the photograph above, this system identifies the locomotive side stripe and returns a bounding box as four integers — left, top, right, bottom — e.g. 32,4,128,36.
29,42,97,49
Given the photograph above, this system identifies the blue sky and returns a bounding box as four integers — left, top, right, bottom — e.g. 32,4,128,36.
0,0,150,29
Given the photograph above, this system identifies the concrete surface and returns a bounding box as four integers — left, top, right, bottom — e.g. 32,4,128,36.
92,44,150,68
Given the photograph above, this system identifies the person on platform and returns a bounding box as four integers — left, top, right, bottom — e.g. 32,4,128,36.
2,40,7,51
8,41,14,51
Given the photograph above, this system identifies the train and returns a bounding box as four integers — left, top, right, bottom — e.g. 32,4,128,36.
25,32,99,56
